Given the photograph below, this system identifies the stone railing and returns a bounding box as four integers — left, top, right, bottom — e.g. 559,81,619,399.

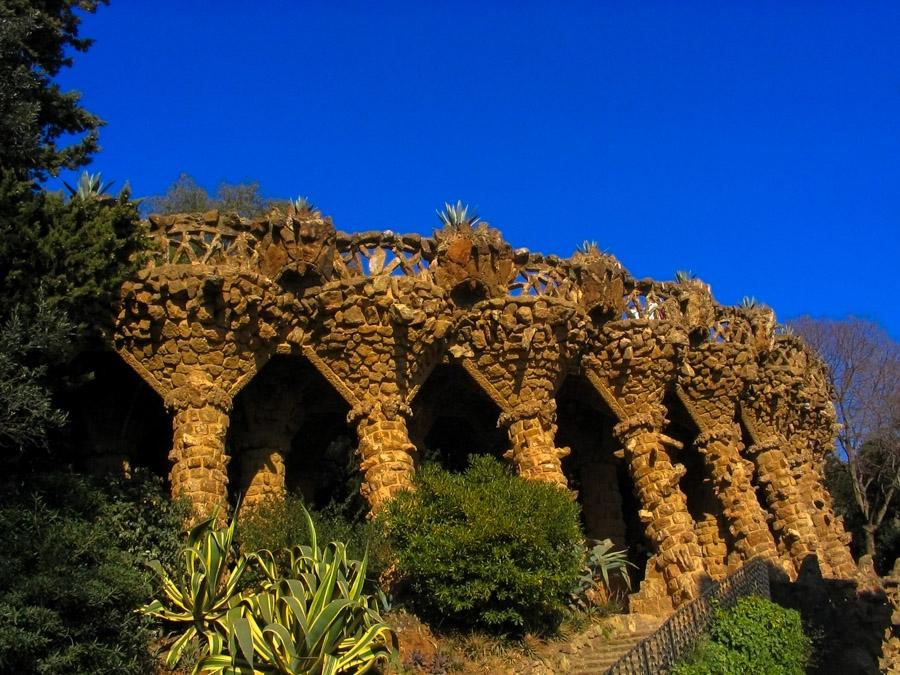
607,558,771,675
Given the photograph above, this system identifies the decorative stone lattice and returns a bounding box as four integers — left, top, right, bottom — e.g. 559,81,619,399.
103,208,858,613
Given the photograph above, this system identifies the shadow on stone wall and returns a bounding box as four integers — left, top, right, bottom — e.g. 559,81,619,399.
768,558,891,675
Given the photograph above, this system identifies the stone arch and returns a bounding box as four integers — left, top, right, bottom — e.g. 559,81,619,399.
409,362,508,471
226,354,353,510
663,391,737,579
68,351,172,479
556,375,651,583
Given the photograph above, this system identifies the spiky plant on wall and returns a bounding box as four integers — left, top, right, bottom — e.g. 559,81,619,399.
437,200,481,228
674,269,698,284
290,195,316,214
63,170,114,200
576,240,600,256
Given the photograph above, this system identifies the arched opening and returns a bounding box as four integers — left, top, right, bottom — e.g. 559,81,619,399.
227,355,355,512
67,351,172,480
556,376,650,584
664,391,737,578
449,280,489,309
275,266,324,297
409,363,507,471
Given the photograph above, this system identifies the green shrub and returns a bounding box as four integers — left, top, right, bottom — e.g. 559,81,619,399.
672,595,811,675
238,492,388,575
0,470,185,674
379,455,584,634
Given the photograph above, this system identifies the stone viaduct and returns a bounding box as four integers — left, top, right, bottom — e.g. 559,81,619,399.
85,205,856,614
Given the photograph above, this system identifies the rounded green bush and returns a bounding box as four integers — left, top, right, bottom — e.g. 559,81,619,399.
673,595,812,675
379,455,583,634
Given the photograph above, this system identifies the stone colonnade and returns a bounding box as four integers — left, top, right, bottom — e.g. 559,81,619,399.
109,211,857,614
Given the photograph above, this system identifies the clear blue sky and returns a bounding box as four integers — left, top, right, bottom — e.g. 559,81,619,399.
55,2,900,338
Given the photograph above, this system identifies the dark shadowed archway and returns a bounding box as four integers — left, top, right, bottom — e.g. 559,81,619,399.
409,363,507,472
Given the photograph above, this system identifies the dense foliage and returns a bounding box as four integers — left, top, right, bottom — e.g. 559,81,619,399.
145,507,394,674
0,0,107,181
238,492,387,574
380,455,583,635
0,176,148,338
0,470,185,674
672,595,812,675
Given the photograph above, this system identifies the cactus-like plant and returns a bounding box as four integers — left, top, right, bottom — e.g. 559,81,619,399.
63,170,114,200
290,196,316,213
436,200,481,228
576,240,600,256
570,539,636,611
674,269,697,284
141,510,254,670
741,295,762,309
148,506,395,674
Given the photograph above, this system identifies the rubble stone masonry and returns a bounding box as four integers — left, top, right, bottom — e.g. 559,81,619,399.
105,207,858,613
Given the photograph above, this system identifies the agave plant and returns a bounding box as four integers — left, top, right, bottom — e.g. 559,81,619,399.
436,200,481,228
141,510,255,670
63,170,114,200
674,269,697,284
570,539,636,611
196,507,395,674
741,295,761,309
290,196,316,213
575,240,600,256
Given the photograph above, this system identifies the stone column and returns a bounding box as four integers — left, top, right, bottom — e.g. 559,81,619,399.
745,436,819,573
614,406,705,611
789,430,857,578
499,400,570,491
349,397,417,511
694,422,782,567
694,512,730,579
239,448,287,509
166,382,232,519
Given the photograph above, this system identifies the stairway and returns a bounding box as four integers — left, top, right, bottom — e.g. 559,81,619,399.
566,614,662,675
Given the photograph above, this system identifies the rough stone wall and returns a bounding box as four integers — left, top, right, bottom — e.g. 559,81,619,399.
108,208,857,612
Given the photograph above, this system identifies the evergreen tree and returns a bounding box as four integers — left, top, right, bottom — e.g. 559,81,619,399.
0,0,107,181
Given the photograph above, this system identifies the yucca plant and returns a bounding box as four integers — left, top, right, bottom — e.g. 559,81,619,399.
63,170,115,200
196,507,395,674
436,200,481,228
741,295,761,309
141,510,255,670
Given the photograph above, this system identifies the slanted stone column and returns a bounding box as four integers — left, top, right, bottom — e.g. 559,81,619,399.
349,397,417,511
690,422,780,566
584,318,707,614
613,405,706,611
694,512,731,579
166,382,232,519
678,333,785,573
498,400,570,490
790,416,857,578
744,434,819,572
